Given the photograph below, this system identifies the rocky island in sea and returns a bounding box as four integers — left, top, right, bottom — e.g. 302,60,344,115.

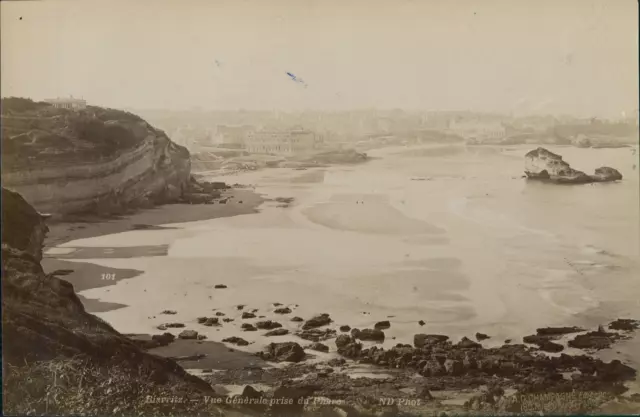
524,147,623,184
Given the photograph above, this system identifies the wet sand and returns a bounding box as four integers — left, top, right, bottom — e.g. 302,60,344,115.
45,188,263,247
42,188,264,314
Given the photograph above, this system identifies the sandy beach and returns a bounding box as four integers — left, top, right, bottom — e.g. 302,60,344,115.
42,144,640,393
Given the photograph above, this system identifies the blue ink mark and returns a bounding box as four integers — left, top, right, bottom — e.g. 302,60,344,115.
286,72,308,88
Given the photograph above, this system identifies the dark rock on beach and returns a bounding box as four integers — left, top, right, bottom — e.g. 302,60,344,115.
374,320,391,329
339,325,351,332
568,326,622,350
178,330,199,340
536,326,585,336
265,328,289,337
222,337,249,346
476,332,490,341
255,320,282,330
302,313,332,330
241,323,257,332
259,342,306,363
414,334,449,348
241,312,256,319
353,328,385,342
308,342,330,353
290,316,304,322
296,328,337,342
274,307,292,314
609,318,640,331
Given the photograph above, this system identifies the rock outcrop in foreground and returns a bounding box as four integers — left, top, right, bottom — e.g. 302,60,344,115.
1,188,233,416
1,98,195,218
524,147,623,184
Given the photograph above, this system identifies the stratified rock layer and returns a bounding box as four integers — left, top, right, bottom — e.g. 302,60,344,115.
1,98,191,217
524,147,622,184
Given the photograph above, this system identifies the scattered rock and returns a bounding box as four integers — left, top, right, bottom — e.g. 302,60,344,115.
273,302,283,307
609,318,640,331
237,305,245,310
444,358,464,375
536,326,585,336
296,328,336,342
197,334,207,340
476,332,490,341
538,340,564,352
161,310,177,315
242,312,256,319
242,385,262,398
242,323,257,332
290,316,304,322
265,328,289,337
414,334,449,348
353,328,385,342
222,336,249,346
151,332,175,346
259,342,306,362
308,342,330,353
568,327,621,350
215,312,225,316
374,320,391,330
178,330,198,340
302,313,332,330
203,317,219,327
214,284,227,289
274,307,292,314
457,337,481,348
222,318,234,323
523,334,551,345
418,320,426,326
339,325,351,332
164,322,185,328
335,334,352,349
417,387,434,400
197,317,208,324
256,320,282,330
328,358,346,367
421,360,446,377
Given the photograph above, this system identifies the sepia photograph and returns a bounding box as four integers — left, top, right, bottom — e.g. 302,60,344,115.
1,0,639,415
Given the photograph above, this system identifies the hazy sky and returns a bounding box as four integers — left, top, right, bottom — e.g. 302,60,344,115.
1,0,638,117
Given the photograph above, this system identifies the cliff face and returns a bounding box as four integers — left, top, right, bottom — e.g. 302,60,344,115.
524,147,623,184
1,98,191,217
0,188,232,415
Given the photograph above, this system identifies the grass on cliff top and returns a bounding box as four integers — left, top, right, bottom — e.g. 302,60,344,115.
3,357,229,416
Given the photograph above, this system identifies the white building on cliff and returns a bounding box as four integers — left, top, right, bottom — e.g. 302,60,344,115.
45,96,87,110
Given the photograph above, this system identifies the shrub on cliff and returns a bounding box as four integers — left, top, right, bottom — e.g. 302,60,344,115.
75,119,140,153
1,97,51,114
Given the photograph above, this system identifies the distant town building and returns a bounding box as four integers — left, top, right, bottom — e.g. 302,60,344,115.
45,97,87,110
215,125,253,148
245,128,316,155
449,117,506,141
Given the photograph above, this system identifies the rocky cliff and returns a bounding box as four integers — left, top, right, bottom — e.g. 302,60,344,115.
0,188,241,415
1,98,191,218
524,147,623,184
